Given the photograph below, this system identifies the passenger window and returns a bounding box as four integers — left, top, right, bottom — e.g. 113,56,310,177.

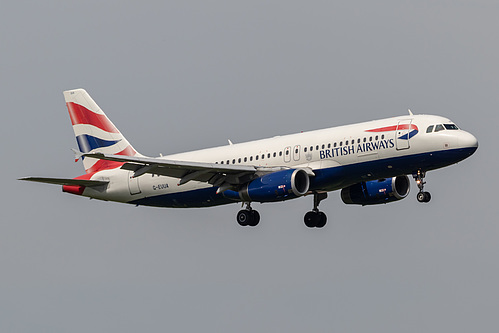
310,146,313,151
327,143,331,148
250,156,253,161
375,135,378,140
238,158,241,163
345,140,348,145
226,160,229,164
273,152,276,157
444,124,459,130
321,144,325,149
261,154,265,159
426,125,434,133
334,142,337,148
381,135,385,140
369,136,372,141
244,157,247,162
435,124,445,132
363,138,366,142
316,145,319,150
339,141,342,146
304,147,307,152
267,153,271,158
221,161,224,164
256,155,259,160
279,151,283,156
232,159,236,164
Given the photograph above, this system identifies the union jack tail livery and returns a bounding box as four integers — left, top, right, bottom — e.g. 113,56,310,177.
64,89,140,173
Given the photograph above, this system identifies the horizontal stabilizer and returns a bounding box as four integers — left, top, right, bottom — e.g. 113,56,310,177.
19,177,109,187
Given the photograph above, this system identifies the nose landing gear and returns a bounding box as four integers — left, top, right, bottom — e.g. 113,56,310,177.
413,170,431,203
304,192,328,228
236,202,260,227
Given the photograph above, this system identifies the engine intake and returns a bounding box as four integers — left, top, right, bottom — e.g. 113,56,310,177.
224,169,310,202
341,175,410,205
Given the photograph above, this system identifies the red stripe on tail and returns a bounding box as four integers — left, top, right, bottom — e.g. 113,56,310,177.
67,102,120,133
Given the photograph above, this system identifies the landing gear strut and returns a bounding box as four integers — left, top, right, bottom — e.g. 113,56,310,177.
304,192,328,228
236,202,260,227
413,170,431,203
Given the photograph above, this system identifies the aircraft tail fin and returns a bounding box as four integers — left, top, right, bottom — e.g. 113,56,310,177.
63,89,141,173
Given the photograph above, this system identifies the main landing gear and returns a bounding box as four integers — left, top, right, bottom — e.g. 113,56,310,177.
236,203,260,227
413,170,431,203
304,192,328,228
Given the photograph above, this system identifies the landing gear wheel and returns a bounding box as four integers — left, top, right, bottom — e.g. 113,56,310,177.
304,211,318,228
316,212,327,228
237,210,250,226
304,192,329,228
413,170,431,203
248,210,260,227
417,191,431,203
237,202,260,227
304,211,327,228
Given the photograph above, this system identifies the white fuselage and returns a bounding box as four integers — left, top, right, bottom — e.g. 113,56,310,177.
82,114,478,207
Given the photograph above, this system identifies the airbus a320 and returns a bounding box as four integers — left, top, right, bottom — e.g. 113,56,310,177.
20,89,478,228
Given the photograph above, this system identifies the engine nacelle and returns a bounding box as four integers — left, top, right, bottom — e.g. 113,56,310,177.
341,175,410,205
224,169,310,202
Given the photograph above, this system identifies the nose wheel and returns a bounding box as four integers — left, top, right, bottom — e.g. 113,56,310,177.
304,192,328,228
413,170,431,203
236,203,260,227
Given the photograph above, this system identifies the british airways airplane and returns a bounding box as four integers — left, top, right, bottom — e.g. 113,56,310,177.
20,89,478,228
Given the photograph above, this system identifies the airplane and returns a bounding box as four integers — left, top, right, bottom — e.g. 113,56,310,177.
20,88,478,228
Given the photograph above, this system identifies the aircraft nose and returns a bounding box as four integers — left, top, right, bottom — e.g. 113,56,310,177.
460,131,478,148
459,131,478,157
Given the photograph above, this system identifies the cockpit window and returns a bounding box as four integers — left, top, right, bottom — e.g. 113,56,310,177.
426,125,434,133
435,124,445,132
444,124,459,130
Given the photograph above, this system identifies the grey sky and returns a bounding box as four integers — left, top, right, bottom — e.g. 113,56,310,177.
1,1,497,332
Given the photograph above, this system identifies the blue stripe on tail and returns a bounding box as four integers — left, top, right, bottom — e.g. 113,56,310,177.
76,134,121,153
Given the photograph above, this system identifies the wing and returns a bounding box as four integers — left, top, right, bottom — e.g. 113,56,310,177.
83,152,293,192
19,177,109,187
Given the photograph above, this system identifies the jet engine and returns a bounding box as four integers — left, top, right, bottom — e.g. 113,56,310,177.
224,169,310,202
341,175,410,205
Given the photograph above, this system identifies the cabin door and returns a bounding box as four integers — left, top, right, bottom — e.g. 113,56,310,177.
395,120,412,150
